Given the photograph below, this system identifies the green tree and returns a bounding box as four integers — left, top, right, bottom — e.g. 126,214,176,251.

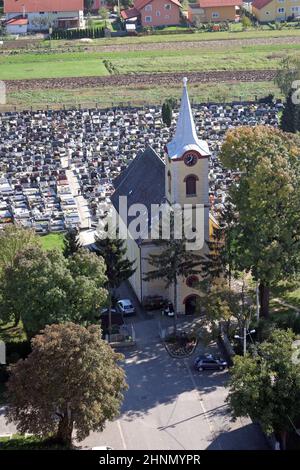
144,214,204,329
227,329,300,450
201,278,252,339
94,229,135,335
99,7,109,19
67,249,108,324
275,55,300,98
241,15,252,30
0,247,107,337
106,0,133,9
0,225,38,271
162,98,176,127
219,126,300,318
63,228,82,258
162,101,173,127
280,90,300,133
5,322,127,447
199,202,237,288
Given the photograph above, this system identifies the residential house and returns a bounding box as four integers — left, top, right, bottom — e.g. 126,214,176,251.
188,0,242,23
252,0,299,22
4,0,85,33
5,16,29,34
121,0,182,28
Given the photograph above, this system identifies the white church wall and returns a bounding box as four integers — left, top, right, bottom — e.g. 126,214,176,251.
141,243,169,302
126,236,141,301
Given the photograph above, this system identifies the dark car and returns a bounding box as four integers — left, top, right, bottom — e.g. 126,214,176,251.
97,308,124,336
194,354,227,371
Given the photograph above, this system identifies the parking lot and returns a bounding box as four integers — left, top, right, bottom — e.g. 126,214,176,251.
79,309,268,450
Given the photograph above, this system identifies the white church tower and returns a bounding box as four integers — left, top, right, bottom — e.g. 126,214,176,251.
165,77,210,244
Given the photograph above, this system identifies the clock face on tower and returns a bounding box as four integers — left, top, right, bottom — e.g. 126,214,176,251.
183,152,198,167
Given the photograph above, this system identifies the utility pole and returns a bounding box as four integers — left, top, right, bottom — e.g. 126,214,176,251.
256,281,260,321
235,327,256,357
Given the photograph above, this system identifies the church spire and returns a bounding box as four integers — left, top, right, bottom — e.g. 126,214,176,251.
166,78,210,160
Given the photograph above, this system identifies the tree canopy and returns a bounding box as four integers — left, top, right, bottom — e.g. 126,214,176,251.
0,225,39,271
5,322,127,447
219,126,300,318
0,246,108,337
63,228,82,258
227,329,300,449
275,55,300,98
94,230,136,291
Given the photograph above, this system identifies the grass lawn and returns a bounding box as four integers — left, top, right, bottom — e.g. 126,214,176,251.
0,52,110,80
40,233,65,251
5,81,281,110
105,44,299,75
1,42,300,81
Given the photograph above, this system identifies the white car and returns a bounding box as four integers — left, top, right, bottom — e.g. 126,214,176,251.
117,299,136,316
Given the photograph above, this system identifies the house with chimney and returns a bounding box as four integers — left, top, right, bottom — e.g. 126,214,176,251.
4,0,85,34
120,0,182,28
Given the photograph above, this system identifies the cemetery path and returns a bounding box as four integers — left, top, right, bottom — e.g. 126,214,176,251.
5,69,277,93
66,168,91,230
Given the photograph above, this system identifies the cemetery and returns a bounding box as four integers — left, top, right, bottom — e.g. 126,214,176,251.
0,101,280,236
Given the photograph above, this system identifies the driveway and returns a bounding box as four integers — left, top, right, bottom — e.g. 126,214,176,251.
80,312,268,450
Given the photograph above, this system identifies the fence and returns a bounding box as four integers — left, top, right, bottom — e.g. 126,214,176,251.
0,97,265,115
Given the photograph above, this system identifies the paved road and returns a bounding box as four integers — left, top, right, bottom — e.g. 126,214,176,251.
0,284,268,450
80,307,268,450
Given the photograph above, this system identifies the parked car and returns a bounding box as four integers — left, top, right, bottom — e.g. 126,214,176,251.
97,308,124,336
116,299,136,316
194,354,227,371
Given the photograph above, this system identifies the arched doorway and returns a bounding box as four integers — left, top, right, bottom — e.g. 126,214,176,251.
183,294,200,315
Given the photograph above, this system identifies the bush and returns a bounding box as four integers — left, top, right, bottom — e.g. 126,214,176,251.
0,435,69,450
275,312,300,334
51,27,105,40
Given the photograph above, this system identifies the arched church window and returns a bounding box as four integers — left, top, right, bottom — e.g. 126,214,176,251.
168,170,171,194
184,174,198,197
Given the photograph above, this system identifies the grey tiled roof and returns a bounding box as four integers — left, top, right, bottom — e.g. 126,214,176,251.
111,146,165,237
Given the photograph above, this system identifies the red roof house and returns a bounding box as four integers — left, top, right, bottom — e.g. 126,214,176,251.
188,0,242,23
121,0,182,28
4,0,85,31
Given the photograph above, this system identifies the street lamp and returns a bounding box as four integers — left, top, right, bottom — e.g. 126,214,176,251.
234,328,256,356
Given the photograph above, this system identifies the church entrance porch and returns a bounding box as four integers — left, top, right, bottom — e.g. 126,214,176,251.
183,294,200,315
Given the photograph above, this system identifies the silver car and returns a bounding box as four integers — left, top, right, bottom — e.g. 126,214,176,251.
117,299,136,316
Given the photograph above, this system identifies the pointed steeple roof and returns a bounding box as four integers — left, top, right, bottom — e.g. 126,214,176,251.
166,78,210,159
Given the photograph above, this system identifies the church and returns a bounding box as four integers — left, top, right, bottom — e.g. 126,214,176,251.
111,79,217,315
